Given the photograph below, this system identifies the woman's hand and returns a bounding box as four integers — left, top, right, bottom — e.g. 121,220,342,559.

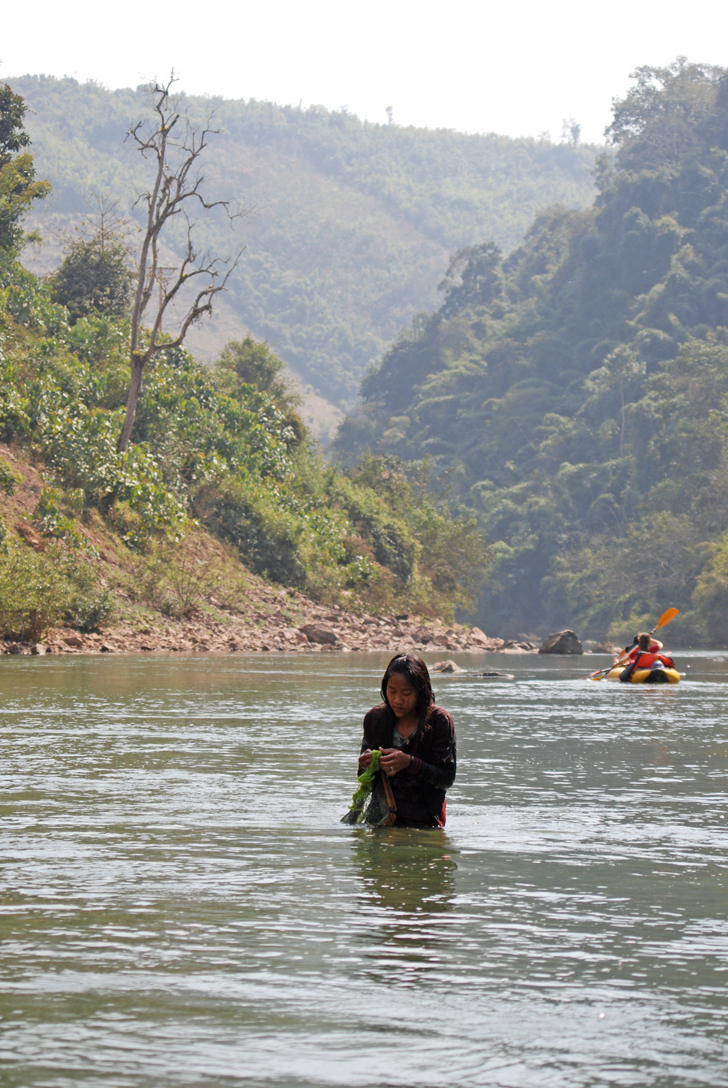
358,748,373,770
379,747,411,777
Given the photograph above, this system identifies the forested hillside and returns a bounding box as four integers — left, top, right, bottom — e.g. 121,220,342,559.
11,75,596,407
0,81,490,644
336,59,728,646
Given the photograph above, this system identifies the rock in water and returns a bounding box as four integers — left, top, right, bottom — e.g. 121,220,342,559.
430,659,465,673
539,630,583,655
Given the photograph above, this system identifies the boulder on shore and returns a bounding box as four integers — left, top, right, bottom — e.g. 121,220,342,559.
469,627,506,650
593,640,618,654
501,639,537,652
539,630,583,655
300,623,337,645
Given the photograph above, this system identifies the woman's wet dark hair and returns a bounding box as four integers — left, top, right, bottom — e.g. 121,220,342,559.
381,653,434,722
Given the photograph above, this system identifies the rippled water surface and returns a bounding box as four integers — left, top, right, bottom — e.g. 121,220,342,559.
1,651,727,1087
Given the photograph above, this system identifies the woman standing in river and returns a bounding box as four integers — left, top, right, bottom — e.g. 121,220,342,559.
357,654,456,828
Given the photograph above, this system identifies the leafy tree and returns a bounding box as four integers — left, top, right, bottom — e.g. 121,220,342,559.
0,84,31,161
437,242,503,320
606,57,727,170
216,337,306,448
217,337,299,407
48,212,134,322
0,84,49,258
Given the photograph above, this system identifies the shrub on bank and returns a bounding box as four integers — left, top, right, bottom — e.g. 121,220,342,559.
193,477,312,586
0,457,21,495
0,540,111,641
135,537,226,618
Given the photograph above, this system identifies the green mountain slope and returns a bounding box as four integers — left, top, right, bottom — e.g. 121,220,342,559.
11,75,597,406
336,59,728,646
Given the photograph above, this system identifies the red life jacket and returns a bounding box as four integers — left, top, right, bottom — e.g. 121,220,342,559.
627,649,674,669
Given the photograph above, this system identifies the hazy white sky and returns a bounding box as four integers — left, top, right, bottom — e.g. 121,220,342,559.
3,0,727,143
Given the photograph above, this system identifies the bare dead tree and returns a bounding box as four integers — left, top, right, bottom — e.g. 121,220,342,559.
118,75,243,453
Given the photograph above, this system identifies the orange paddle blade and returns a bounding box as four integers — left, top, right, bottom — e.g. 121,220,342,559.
653,607,679,631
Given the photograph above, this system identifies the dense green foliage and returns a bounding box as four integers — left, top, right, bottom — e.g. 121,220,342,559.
48,230,134,322
336,59,728,645
0,539,112,641
216,336,306,443
0,261,485,625
0,83,49,260
11,75,597,405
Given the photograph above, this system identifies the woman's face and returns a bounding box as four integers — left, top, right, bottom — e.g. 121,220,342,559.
385,671,418,719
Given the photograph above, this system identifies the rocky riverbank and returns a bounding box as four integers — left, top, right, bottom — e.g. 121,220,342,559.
9,578,526,655
0,444,535,658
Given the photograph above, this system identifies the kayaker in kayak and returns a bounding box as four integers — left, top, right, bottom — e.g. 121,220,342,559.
357,653,456,827
619,632,675,683
612,632,664,668
622,632,663,655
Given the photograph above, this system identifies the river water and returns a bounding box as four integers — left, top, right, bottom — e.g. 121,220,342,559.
1,650,727,1087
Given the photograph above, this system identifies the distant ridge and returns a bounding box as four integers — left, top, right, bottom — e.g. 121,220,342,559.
12,75,597,406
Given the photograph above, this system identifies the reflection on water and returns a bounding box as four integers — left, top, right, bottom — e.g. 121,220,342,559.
0,650,727,1087
351,830,458,988
352,829,457,914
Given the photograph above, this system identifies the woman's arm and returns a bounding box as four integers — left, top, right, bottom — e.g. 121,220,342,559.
358,706,388,770
407,746,456,790
403,710,457,789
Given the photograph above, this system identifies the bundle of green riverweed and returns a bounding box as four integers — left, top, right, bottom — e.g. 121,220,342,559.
341,749,396,826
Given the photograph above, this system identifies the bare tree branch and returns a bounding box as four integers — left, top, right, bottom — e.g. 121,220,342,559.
117,74,247,453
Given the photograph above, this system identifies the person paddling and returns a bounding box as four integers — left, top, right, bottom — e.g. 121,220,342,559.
622,632,663,656
588,608,679,681
611,633,664,671
619,632,675,683
357,654,456,827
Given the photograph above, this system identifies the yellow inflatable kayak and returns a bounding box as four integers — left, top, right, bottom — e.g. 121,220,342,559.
592,665,680,684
